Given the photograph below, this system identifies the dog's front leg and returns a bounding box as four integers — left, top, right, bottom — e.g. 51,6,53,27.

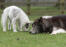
12,19,17,32
8,19,11,31
18,20,22,31
19,24,22,31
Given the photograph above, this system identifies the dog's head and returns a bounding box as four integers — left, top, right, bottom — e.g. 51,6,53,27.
23,21,33,31
23,23,30,31
30,17,53,34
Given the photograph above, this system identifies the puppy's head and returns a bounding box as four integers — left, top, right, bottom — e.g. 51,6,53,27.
23,23,30,31
23,21,33,31
29,17,53,34
29,17,47,34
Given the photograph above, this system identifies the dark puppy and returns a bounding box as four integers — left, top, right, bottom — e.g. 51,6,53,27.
30,15,66,34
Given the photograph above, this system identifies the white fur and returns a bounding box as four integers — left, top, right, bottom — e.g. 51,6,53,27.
42,16,53,19
51,27,66,35
1,6,30,32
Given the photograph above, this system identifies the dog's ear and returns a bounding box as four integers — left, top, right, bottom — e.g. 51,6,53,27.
38,17,43,22
39,17,47,24
40,17,43,19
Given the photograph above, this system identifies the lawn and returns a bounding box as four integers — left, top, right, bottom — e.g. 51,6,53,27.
0,7,66,47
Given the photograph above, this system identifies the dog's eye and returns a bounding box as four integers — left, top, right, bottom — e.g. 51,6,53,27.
25,23,29,28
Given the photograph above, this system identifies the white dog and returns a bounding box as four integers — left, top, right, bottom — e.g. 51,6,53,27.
1,6,30,32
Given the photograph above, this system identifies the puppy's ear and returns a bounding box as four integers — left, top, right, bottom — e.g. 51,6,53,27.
39,17,43,22
40,17,43,19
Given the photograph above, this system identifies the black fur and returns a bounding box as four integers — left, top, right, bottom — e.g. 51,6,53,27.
51,15,66,29
31,15,66,34
32,17,53,33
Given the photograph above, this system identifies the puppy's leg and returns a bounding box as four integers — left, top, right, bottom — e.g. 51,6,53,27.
1,13,7,32
50,27,57,35
51,31,57,35
8,19,11,31
19,24,22,31
51,28,66,35
12,19,17,32
18,20,22,31
18,20,20,31
2,22,6,32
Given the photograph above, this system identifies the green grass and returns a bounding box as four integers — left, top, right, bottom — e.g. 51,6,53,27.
0,7,66,47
